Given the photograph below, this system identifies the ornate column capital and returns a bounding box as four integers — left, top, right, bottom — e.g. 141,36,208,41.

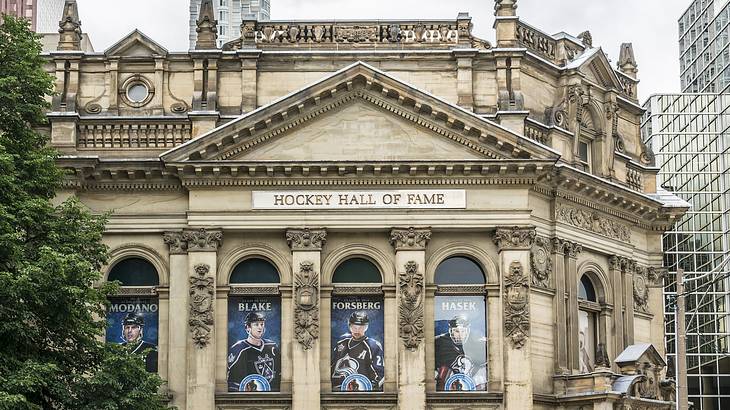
390,227,432,251
181,228,223,252
286,228,327,251
564,241,582,259
163,231,188,255
493,226,536,251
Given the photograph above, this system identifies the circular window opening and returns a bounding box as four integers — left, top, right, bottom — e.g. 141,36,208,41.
127,83,149,103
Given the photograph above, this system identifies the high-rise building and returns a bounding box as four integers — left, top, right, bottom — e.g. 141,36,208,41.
679,0,730,93
642,93,730,410
0,0,63,32
189,0,270,49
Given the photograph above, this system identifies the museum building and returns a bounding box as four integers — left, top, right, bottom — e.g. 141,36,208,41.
46,0,687,409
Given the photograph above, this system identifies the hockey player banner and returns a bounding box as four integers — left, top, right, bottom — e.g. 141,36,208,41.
106,297,159,373
434,295,487,391
330,295,385,392
227,295,282,392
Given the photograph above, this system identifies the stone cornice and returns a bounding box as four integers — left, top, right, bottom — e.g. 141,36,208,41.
493,226,536,251
286,228,327,251
390,227,432,251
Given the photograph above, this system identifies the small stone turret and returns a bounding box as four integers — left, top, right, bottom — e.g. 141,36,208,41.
618,43,638,78
494,0,518,48
195,0,218,50
57,0,82,51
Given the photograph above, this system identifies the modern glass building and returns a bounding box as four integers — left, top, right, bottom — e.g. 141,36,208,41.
642,93,730,410
679,0,730,93
189,0,271,49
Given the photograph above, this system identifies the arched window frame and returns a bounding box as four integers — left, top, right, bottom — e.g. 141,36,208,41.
228,256,282,296
575,264,613,375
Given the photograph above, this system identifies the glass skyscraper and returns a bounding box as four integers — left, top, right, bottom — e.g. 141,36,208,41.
643,94,730,410
189,0,271,49
679,0,730,93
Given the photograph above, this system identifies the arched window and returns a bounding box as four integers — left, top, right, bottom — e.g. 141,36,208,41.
578,274,600,373
332,257,382,283
227,258,282,392
105,257,159,373
433,256,487,391
330,257,384,392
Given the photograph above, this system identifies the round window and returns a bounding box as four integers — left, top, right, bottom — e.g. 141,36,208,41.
127,83,149,103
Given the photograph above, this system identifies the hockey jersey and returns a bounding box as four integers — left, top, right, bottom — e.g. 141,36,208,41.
331,335,384,391
227,339,281,391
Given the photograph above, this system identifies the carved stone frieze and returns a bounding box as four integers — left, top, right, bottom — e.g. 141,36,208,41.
493,226,536,251
286,228,327,251
515,21,557,61
530,236,553,288
555,204,631,243
182,228,223,252
504,261,530,348
399,261,424,350
163,231,187,254
189,263,214,348
390,227,431,251
294,261,319,350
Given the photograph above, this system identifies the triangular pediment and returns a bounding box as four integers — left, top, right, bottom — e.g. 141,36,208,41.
573,48,623,91
162,62,560,164
105,30,168,58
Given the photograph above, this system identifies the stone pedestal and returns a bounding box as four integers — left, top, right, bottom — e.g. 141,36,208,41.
390,227,431,410
494,226,535,410
286,228,326,410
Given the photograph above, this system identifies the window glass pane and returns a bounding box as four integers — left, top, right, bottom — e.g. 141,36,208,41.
578,275,597,302
579,141,589,163
231,258,280,284
435,257,485,285
127,84,148,102
579,309,596,373
108,257,159,286
332,258,381,283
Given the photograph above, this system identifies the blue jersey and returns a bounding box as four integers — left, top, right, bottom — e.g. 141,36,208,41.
331,335,384,391
227,339,280,391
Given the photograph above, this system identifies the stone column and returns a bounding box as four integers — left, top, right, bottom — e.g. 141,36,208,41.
564,241,582,373
183,228,223,410
163,232,189,409
622,259,635,346
551,238,568,374
390,227,431,410
608,256,624,365
494,226,535,410
286,228,326,410
239,50,260,113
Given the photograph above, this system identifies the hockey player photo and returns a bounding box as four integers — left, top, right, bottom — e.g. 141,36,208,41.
227,296,282,392
106,298,159,373
434,296,488,391
330,295,385,392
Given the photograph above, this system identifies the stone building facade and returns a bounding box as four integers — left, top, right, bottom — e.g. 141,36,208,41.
45,0,686,409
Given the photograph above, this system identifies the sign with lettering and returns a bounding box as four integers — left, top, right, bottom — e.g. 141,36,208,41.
252,190,466,210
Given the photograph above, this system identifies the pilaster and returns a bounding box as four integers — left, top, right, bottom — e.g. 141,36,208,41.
239,50,261,113
163,231,189,410
608,256,624,367
551,238,568,374
183,228,222,410
390,227,431,410
621,258,635,346
286,228,326,410
564,241,582,373
493,226,534,410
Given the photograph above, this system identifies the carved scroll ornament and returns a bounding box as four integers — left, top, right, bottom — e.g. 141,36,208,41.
530,236,553,288
163,231,187,254
294,261,319,350
390,227,431,250
399,261,424,350
493,226,536,251
182,228,222,252
504,261,530,348
556,204,631,243
286,228,326,250
189,263,214,348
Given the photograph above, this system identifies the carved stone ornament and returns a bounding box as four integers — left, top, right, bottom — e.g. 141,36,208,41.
633,268,650,313
294,261,319,350
399,261,424,350
182,228,223,252
555,204,631,243
163,231,187,254
390,227,431,251
530,236,552,288
189,263,214,348
286,228,326,250
504,261,530,348
595,342,610,368
493,226,536,251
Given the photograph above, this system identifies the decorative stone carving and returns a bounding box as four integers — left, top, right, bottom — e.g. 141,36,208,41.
189,263,214,348
577,30,593,48
595,342,610,368
530,236,552,288
493,226,536,251
294,261,319,350
182,228,222,252
389,227,431,250
286,228,326,250
515,22,557,61
615,344,668,401
58,0,82,51
195,0,218,50
163,231,187,254
555,204,631,243
399,261,424,350
563,241,582,259
633,267,650,313
504,261,530,348
334,25,379,43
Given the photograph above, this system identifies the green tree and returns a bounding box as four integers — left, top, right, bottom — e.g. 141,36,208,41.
0,15,169,410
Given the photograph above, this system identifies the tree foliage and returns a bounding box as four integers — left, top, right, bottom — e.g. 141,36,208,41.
0,15,169,410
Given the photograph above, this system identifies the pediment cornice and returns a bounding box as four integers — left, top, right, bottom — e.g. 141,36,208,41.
161,62,560,163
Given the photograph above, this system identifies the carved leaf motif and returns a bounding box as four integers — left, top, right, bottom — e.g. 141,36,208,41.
399,261,424,350
530,237,552,288
390,228,431,250
556,205,631,243
493,226,536,250
286,228,326,250
294,261,319,350
504,261,529,348
189,263,214,348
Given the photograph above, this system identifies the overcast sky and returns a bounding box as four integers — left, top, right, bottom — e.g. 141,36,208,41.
75,0,692,102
